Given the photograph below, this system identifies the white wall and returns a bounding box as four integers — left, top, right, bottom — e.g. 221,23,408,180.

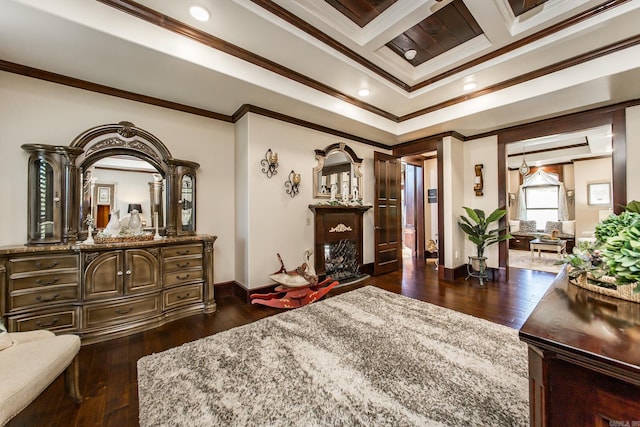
627,105,640,202
442,135,465,269
463,135,501,268
237,113,386,289
573,157,612,237
423,158,438,244
0,71,236,283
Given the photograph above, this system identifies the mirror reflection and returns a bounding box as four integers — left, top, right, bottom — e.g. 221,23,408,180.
82,155,166,232
30,158,55,240
181,174,194,231
313,143,363,200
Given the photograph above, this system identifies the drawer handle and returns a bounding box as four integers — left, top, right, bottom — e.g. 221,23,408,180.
35,261,59,269
176,249,190,255
35,277,60,286
117,271,123,276
36,317,60,327
176,274,190,280
126,270,132,275
36,293,60,302
176,262,190,268
176,293,191,300
115,307,134,315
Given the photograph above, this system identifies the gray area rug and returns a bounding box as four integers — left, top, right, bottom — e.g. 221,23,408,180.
138,286,529,426
510,249,564,273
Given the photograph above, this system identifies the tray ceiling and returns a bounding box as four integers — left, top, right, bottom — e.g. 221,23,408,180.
1,0,639,146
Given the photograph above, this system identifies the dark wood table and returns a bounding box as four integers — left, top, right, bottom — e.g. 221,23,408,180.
519,268,640,426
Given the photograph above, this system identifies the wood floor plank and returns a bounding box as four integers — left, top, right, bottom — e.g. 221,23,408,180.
7,261,555,427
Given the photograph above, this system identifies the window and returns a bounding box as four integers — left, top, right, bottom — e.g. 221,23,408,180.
525,185,559,229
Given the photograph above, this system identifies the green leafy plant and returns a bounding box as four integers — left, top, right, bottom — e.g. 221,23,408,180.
564,201,640,291
561,240,606,280
594,211,640,242
458,207,512,258
601,223,640,287
623,200,640,213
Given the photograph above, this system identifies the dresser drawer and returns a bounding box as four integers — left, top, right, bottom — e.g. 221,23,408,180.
163,244,202,259
10,270,78,291
163,283,203,310
10,285,79,310
163,269,203,288
7,307,79,333
10,255,78,274
83,295,161,329
163,255,202,273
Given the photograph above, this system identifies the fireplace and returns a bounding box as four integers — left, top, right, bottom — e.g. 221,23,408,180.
309,204,371,283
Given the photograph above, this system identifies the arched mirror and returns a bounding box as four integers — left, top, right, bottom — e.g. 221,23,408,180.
313,142,363,199
70,121,198,240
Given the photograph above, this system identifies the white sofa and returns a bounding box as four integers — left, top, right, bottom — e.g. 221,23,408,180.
0,330,81,426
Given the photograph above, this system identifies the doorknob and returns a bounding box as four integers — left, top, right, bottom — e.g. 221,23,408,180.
374,226,382,230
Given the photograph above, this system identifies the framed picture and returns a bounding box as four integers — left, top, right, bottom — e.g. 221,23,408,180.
427,188,437,204
588,182,611,206
95,183,115,207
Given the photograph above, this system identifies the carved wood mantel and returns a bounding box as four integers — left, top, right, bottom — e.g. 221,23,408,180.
308,204,371,280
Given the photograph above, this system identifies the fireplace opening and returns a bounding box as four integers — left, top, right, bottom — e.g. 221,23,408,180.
324,239,366,282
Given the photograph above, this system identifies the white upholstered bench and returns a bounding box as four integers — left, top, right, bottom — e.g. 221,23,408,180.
0,330,81,426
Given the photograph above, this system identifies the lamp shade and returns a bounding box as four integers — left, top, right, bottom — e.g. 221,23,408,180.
128,203,142,213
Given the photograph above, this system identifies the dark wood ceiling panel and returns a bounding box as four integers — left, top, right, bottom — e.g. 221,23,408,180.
325,0,397,27
509,0,550,17
386,0,483,66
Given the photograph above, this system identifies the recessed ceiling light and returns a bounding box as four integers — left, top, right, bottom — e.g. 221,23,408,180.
189,5,211,21
404,49,417,60
358,88,370,97
463,82,477,91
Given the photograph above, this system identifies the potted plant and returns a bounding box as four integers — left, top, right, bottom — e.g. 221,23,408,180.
563,201,640,300
458,207,512,284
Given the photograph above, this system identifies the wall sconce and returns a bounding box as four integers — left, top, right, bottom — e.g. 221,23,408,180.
261,148,278,178
285,170,300,198
474,164,483,196
566,189,575,204
508,193,517,206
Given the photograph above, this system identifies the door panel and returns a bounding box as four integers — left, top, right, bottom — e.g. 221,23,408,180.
125,249,159,294
374,152,402,275
84,251,123,300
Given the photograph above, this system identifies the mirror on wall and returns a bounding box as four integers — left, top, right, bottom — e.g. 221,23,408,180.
82,155,166,231
313,142,363,199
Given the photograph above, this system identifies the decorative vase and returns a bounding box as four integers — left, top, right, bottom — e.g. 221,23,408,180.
569,272,640,303
104,210,121,237
128,210,142,235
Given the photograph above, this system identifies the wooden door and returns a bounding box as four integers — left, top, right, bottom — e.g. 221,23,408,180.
374,152,402,275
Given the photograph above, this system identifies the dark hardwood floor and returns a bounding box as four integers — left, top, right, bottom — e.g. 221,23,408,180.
8,259,556,427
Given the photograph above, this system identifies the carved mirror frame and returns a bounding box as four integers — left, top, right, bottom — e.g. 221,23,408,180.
70,121,199,239
312,142,363,199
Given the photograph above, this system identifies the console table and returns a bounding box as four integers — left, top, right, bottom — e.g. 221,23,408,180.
0,235,216,344
519,268,640,426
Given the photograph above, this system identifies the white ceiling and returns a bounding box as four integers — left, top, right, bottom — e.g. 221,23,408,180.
1,0,639,150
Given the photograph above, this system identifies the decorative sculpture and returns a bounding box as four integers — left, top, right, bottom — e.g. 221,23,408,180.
250,252,338,309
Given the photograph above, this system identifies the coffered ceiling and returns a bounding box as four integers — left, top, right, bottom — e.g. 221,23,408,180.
1,0,639,147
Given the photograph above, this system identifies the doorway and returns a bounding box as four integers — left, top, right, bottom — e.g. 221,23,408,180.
401,155,439,267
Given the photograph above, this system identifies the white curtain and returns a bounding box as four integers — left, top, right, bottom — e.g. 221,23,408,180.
515,170,568,220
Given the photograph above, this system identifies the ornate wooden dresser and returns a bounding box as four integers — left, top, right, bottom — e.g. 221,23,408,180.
0,235,216,344
4,121,218,344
